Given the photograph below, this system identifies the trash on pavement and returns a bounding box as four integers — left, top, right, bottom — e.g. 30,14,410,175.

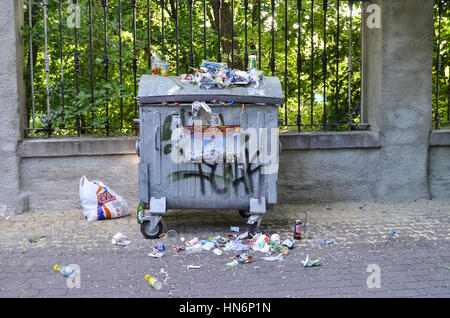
166,230,178,238
301,255,321,268
154,242,166,252
201,241,215,251
225,260,239,270
293,220,302,240
173,245,185,253
444,265,450,270
314,239,334,245
236,253,253,264
185,237,199,246
213,248,222,256
0,205,14,220
148,252,164,259
281,239,294,249
262,253,284,262
270,234,281,243
28,235,46,243
79,176,130,221
251,234,271,253
185,243,203,254
159,233,167,239
385,229,397,246
230,226,240,232
111,233,131,246
145,274,163,290
187,265,201,269
304,211,312,239
224,239,249,252
54,265,76,277
237,232,249,240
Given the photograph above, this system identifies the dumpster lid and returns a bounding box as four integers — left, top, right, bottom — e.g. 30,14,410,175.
138,75,284,105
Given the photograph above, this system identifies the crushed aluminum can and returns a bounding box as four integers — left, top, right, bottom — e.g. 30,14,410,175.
281,239,294,249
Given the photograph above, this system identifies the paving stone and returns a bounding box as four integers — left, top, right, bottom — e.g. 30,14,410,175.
0,200,449,298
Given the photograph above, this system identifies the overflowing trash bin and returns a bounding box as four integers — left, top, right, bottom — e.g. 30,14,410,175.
136,72,284,238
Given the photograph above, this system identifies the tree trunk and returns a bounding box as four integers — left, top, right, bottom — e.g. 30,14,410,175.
210,0,243,70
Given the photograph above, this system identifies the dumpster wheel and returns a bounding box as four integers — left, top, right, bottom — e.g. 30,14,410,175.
238,209,251,218
140,220,163,239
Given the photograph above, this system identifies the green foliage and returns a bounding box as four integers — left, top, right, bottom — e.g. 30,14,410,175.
24,0,364,136
433,1,450,127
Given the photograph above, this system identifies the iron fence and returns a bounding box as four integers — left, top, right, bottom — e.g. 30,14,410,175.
24,0,365,137
434,0,450,129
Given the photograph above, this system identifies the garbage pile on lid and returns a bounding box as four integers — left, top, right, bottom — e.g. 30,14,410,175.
180,60,265,93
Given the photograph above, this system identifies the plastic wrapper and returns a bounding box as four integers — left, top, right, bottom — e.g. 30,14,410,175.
262,253,284,262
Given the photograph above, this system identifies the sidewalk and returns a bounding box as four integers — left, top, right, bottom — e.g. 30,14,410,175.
0,199,449,298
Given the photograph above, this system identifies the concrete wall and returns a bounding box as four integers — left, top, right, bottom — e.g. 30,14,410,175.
0,0,28,212
18,133,382,210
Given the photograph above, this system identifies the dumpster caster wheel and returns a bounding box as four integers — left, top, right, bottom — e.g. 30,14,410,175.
140,220,163,239
239,209,251,218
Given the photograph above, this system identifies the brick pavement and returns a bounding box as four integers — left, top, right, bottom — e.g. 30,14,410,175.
0,200,449,298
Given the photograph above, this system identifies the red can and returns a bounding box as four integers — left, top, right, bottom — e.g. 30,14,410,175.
293,220,302,240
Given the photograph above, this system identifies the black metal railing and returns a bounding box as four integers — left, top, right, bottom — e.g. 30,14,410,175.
434,0,450,129
24,0,365,137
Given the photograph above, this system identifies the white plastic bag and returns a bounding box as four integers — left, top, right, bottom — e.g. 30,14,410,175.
79,176,130,221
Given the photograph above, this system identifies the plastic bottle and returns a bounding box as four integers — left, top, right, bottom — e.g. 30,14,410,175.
54,265,75,277
304,211,311,239
136,202,144,224
185,243,202,254
145,274,162,290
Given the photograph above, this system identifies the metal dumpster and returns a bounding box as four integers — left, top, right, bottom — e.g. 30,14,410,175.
136,74,284,238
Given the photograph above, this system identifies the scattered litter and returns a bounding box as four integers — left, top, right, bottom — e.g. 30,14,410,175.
225,260,239,270
173,246,185,253
187,265,200,269
251,234,271,253
54,265,76,277
385,229,397,246
111,233,131,246
202,241,215,251
262,253,284,262
304,211,312,239
236,253,253,264
237,232,249,240
183,60,265,91
79,176,130,221
0,205,14,220
301,255,321,268
148,252,164,259
145,274,163,290
444,265,450,270
28,235,46,243
314,239,334,245
281,239,294,249
159,233,167,239
154,242,166,252
270,234,281,243
224,239,249,252
166,230,178,238
185,243,203,254
213,248,222,256
293,220,302,240
180,237,186,242
185,237,198,246
230,226,240,232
